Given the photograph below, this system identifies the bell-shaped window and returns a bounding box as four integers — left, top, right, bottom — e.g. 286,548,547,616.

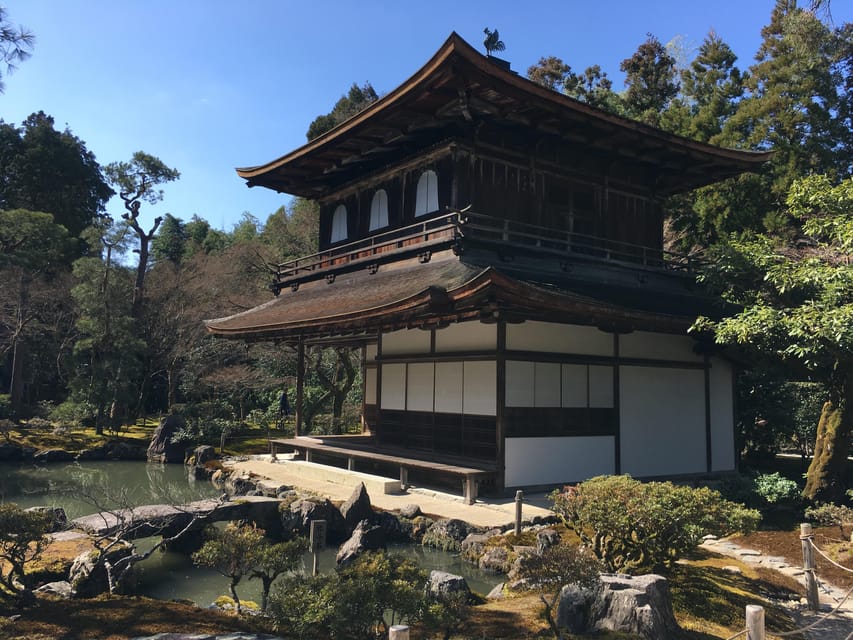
369,189,389,231
414,170,439,217
330,204,348,243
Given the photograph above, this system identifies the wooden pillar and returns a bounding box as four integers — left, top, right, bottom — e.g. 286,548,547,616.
613,333,621,474
745,605,765,640
801,523,820,611
295,339,305,437
495,320,507,492
704,354,713,473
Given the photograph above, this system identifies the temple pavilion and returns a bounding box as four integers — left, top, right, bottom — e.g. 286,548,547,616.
206,33,770,502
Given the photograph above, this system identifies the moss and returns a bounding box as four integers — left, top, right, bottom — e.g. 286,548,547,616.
213,595,260,611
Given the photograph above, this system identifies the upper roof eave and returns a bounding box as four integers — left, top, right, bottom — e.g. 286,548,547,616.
236,32,772,195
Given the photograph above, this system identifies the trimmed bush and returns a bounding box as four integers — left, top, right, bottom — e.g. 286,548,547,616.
552,475,760,573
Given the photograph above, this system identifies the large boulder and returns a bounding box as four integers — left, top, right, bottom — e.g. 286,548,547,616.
376,511,409,543
427,571,471,599
336,519,386,567
556,573,680,640
340,482,374,533
461,529,502,563
422,518,476,552
479,546,511,574
146,415,186,463
35,581,74,599
282,497,347,543
69,543,133,598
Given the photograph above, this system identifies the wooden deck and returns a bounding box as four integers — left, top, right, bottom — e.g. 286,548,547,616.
271,436,497,504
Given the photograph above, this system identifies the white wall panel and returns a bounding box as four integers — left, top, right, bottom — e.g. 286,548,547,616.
435,322,496,352
435,362,463,413
620,366,706,477
506,321,613,356
463,361,496,416
620,331,702,362
535,362,561,407
365,344,378,361
710,358,736,471
382,328,431,355
505,436,615,487
381,363,406,410
364,367,377,404
561,364,587,407
589,365,614,408
506,361,535,407
406,363,434,412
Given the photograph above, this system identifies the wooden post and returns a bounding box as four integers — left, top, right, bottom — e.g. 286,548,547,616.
514,490,523,536
745,604,765,640
310,519,327,577
295,339,305,437
800,523,820,611
388,625,409,640
400,466,408,491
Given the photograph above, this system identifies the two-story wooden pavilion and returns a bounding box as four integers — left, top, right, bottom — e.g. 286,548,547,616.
206,33,770,501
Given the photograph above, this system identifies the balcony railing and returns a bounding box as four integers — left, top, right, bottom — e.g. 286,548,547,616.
269,210,695,293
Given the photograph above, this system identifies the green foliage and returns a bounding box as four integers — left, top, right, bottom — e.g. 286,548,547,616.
0,7,35,93
753,472,800,505
268,551,436,640
0,502,52,601
0,112,113,240
193,524,306,612
805,502,853,535
104,151,180,207
620,33,678,123
306,83,378,140
552,475,760,573
49,399,95,428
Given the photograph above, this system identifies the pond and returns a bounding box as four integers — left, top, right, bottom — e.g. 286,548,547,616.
0,461,502,605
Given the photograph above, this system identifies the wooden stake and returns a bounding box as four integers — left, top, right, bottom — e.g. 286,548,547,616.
800,523,820,611
388,625,409,640
745,604,765,640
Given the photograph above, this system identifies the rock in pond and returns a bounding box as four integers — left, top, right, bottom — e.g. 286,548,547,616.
147,415,187,463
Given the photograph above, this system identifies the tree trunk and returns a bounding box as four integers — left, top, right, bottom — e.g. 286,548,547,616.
803,376,852,503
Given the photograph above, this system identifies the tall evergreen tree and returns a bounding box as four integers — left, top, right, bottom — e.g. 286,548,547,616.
620,33,679,125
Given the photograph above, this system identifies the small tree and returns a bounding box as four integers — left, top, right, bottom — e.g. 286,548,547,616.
192,522,262,613
0,503,51,604
552,475,760,573
249,536,307,611
516,543,602,640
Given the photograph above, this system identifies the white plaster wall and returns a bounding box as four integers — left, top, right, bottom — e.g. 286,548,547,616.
463,361,496,415
619,331,703,362
535,362,561,407
620,366,706,477
506,361,535,407
364,367,377,404
435,322,496,352
589,365,614,408
710,358,736,472
506,321,613,356
381,363,406,410
365,344,378,361
505,436,615,487
561,364,587,407
434,362,463,412
406,363,435,412
382,328,431,355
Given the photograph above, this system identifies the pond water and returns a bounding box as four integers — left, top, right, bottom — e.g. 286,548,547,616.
0,461,502,605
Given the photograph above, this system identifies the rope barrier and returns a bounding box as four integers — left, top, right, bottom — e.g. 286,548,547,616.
810,537,853,574
722,629,747,640
773,585,853,637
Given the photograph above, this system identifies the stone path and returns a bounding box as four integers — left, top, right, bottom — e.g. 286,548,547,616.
700,536,853,639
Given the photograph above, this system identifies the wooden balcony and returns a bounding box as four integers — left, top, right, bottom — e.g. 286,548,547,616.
269,210,696,295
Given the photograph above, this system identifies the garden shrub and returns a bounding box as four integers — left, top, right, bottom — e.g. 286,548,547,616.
805,502,853,536
49,399,95,428
551,475,760,573
268,550,468,640
0,503,53,603
753,472,800,505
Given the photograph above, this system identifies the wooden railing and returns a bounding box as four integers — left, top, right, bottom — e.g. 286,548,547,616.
269,210,696,292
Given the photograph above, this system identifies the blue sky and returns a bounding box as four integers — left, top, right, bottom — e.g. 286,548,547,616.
3,1,850,234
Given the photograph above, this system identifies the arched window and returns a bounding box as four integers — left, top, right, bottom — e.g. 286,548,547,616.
330,204,348,243
369,189,389,231
414,170,439,217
